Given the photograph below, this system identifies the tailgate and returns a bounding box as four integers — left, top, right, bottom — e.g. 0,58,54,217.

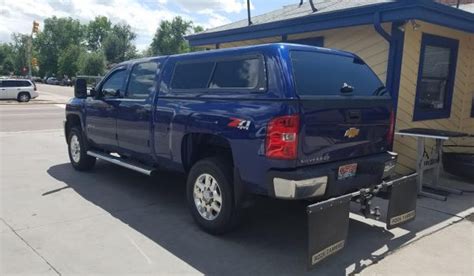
298,98,392,166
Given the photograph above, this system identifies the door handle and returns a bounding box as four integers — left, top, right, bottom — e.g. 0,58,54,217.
346,111,362,122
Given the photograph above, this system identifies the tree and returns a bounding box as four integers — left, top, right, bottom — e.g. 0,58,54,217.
58,45,84,77
103,23,137,64
78,51,106,76
0,43,16,75
148,17,193,56
86,16,112,51
35,16,84,76
10,33,30,75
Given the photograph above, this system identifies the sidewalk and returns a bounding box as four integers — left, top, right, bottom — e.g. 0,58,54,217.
362,218,473,275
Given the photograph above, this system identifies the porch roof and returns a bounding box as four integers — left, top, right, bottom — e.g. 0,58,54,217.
186,0,474,46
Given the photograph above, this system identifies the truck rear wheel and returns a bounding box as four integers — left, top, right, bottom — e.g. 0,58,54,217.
68,127,96,171
186,157,239,234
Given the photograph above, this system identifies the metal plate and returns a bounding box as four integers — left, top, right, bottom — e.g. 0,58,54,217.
307,194,352,269
386,174,418,229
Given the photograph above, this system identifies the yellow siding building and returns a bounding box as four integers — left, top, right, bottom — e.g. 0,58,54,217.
187,0,474,175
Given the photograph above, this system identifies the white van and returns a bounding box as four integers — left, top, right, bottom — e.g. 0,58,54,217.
0,79,39,102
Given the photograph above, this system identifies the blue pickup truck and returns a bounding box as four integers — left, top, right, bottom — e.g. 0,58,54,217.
67,43,417,266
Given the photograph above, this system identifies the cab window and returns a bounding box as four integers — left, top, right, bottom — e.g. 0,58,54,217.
101,69,127,97
126,61,159,99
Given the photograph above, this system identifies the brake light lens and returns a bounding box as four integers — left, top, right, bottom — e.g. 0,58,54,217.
266,115,300,160
387,110,395,146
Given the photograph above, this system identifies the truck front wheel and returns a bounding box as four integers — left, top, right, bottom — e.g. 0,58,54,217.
186,157,239,234
68,127,96,171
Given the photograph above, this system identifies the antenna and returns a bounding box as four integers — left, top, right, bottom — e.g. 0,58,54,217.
309,0,318,12
247,0,253,25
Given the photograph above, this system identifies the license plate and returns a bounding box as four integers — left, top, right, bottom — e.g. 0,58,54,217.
338,163,357,180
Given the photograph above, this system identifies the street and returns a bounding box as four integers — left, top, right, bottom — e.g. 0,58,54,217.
0,85,473,275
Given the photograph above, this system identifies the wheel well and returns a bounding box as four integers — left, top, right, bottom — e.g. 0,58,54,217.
181,133,233,172
17,91,30,97
65,114,81,140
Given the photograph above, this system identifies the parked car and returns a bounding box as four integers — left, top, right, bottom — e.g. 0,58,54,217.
0,79,38,102
65,44,416,260
46,77,60,85
31,76,43,83
61,77,73,86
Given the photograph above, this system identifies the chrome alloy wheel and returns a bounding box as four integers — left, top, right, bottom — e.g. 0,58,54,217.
193,173,222,221
19,94,29,102
70,134,81,163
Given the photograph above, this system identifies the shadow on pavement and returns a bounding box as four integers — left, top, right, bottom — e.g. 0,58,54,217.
47,161,465,275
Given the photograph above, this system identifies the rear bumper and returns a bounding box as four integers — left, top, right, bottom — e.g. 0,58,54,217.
266,152,397,199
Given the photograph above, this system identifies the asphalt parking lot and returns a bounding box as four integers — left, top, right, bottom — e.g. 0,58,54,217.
1,85,473,275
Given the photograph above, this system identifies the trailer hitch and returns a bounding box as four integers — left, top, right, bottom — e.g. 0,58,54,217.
307,173,417,269
356,188,381,220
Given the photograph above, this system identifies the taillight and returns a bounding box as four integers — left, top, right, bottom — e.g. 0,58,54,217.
266,115,300,160
387,110,395,146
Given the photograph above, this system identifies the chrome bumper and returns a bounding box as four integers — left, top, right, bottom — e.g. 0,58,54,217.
273,176,328,199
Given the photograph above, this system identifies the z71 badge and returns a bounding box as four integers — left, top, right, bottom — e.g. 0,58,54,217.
228,118,251,130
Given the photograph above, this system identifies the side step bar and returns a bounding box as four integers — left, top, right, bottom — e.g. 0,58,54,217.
87,150,155,176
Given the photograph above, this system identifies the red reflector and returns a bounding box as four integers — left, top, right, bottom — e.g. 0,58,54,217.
266,115,300,160
387,110,395,146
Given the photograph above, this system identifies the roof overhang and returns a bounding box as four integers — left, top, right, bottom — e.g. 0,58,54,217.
187,0,474,46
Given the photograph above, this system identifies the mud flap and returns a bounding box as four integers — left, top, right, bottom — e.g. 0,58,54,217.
386,174,418,229
307,194,352,269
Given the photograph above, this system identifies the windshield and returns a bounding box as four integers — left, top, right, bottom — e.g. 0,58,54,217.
290,50,387,97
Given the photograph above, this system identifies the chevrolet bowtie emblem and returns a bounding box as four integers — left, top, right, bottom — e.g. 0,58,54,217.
344,127,360,138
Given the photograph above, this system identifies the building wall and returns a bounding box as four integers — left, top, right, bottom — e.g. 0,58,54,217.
394,21,474,174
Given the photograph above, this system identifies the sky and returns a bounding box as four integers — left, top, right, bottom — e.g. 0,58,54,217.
0,0,292,51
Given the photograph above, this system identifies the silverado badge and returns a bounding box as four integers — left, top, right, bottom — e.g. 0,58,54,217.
344,127,360,138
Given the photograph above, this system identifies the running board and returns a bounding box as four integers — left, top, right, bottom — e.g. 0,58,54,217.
87,151,154,176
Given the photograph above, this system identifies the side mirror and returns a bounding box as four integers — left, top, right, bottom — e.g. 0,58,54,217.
89,87,96,97
74,78,87,99
102,88,120,98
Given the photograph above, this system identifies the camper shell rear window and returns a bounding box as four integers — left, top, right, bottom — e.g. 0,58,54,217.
290,50,387,97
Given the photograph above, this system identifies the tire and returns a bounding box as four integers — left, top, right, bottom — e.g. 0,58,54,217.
17,92,31,102
186,157,240,234
67,127,96,171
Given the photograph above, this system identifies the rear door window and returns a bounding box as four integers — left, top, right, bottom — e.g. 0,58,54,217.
290,51,386,96
3,81,16,87
126,61,159,99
